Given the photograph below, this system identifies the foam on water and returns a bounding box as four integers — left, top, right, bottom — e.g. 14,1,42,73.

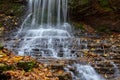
65,63,105,80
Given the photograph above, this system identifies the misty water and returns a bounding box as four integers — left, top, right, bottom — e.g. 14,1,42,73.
18,0,73,58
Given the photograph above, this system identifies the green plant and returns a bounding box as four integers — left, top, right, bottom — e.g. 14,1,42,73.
0,23,3,27
80,0,89,5
74,23,85,30
12,3,24,16
98,0,113,11
0,43,4,50
96,25,112,34
0,64,15,71
98,0,109,7
5,3,24,16
17,61,36,72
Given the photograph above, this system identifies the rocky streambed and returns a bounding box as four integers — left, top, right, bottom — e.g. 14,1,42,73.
0,33,120,80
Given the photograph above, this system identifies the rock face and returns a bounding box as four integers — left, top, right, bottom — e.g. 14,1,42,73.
69,0,120,32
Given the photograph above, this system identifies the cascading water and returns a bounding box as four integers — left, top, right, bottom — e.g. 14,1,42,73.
65,64,105,80
110,62,120,77
17,0,74,58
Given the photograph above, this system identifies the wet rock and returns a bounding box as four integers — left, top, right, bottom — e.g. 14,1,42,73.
57,72,72,80
95,67,114,74
49,64,65,70
32,49,40,52
17,61,36,72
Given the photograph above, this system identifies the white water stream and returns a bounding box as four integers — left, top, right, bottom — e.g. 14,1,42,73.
65,63,105,80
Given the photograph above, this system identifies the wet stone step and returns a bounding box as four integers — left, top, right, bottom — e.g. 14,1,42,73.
113,53,120,56
88,44,111,48
112,50,120,53
49,64,65,70
92,64,113,68
111,77,120,80
37,58,58,63
109,57,120,60
110,55,120,58
101,74,114,79
109,60,120,64
94,58,105,61
93,50,106,54
95,67,114,74
93,63,113,67
116,64,120,68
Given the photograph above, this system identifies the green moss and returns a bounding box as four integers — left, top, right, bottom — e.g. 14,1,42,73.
96,25,112,34
0,43,4,50
5,3,24,16
0,64,15,71
73,23,85,30
104,7,113,11
98,0,109,7
0,23,3,27
12,3,24,16
80,0,89,5
98,0,113,11
17,61,36,72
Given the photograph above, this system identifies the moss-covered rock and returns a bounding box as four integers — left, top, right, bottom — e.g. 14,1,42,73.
17,61,36,72
0,63,15,71
0,43,4,50
72,22,85,30
4,3,25,16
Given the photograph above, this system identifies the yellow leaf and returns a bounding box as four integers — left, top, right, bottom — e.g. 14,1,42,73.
1,56,9,62
83,49,89,54
13,56,23,61
103,54,108,57
91,48,95,51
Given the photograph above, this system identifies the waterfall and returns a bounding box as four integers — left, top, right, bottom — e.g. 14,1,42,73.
26,0,68,28
17,0,73,58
